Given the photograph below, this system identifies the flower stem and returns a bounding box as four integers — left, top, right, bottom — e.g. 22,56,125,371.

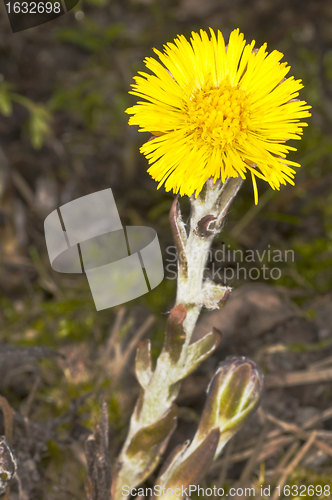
112,177,243,500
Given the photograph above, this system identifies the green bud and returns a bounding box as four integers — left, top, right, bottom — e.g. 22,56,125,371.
194,356,263,457
152,357,263,500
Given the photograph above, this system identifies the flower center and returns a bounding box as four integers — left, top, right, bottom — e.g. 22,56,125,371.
185,86,251,147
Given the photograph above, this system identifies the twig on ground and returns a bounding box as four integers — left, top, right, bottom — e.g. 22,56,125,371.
84,397,112,500
0,396,16,500
0,395,15,446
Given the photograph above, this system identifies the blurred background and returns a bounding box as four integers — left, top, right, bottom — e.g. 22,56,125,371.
0,0,332,498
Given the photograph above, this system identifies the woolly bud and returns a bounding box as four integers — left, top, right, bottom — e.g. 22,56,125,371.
194,356,264,457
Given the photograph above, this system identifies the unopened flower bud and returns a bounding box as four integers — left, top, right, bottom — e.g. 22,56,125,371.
194,356,263,457
153,357,263,500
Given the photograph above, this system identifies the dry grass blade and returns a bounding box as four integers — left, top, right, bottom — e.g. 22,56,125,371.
11,170,36,210
256,441,300,500
255,436,295,463
119,314,155,372
239,421,269,484
303,406,332,429
272,441,301,479
211,405,332,495
109,314,155,385
263,406,332,441
265,413,332,457
270,431,318,500
210,436,295,472
213,437,235,499
266,413,302,435
309,354,332,371
266,367,332,388
104,307,126,360
312,439,332,457
21,374,41,417
97,311,155,391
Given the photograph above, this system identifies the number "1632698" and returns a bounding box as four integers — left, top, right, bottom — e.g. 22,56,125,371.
5,1,61,14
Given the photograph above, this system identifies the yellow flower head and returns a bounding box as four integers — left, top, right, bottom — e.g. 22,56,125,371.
126,28,311,203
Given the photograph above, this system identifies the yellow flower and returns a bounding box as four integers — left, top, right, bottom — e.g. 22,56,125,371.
126,28,311,204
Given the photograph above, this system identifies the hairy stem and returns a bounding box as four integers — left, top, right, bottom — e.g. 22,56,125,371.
112,177,243,500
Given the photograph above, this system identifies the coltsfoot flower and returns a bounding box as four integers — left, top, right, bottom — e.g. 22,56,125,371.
126,28,311,203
